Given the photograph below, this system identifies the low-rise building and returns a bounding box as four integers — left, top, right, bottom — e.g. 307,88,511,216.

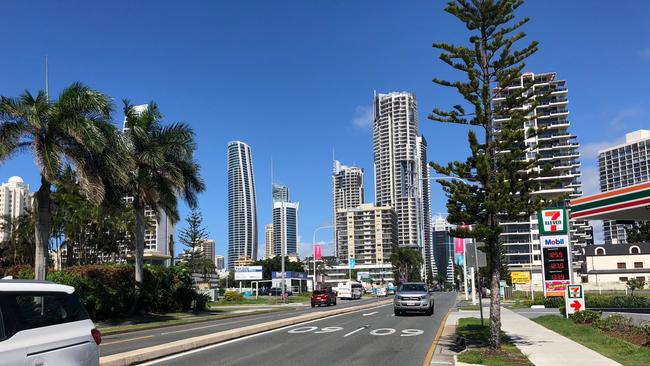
583,242,650,290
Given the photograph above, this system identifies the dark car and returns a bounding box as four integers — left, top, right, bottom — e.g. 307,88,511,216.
311,289,337,307
269,287,292,296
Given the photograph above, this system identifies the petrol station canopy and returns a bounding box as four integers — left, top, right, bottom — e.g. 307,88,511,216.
570,181,650,221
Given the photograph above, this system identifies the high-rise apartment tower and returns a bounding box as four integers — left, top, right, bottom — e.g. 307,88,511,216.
227,141,258,269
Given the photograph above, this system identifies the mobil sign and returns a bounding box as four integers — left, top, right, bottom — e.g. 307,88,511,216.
538,208,569,235
541,234,570,248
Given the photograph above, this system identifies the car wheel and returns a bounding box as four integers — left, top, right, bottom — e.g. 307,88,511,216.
311,304,315,308
426,306,433,316
394,309,400,316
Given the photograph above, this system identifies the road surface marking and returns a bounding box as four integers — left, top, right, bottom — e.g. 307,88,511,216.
422,309,451,366
288,326,319,334
362,311,378,316
400,329,424,337
137,302,392,365
314,326,343,334
369,328,396,336
343,326,368,338
102,335,154,346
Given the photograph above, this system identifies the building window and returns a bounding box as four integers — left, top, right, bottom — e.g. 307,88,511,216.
617,262,626,269
634,262,643,268
619,277,628,282
595,247,606,255
637,277,646,281
629,246,640,254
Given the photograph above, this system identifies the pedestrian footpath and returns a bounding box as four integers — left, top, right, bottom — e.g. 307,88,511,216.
432,307,621,366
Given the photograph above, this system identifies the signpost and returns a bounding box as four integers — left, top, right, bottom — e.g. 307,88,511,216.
511,271,531,284
234,266,263,281
538,207,573,298
565,284,585,318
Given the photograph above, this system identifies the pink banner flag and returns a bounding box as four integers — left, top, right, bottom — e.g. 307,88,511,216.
454,237,465,255
314,244,322,260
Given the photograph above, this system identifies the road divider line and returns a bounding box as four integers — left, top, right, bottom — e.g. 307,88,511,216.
100,300,392,366
102,335,155,346
422,310,451,366
362,311,378,316
343,325,368,338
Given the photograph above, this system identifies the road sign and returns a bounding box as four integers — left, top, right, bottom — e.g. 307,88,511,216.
234,266,263,280
538,208,569,235
565,284,585,317
511,271,531,284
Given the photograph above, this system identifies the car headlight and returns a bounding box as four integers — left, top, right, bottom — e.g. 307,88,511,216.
394,295,401,300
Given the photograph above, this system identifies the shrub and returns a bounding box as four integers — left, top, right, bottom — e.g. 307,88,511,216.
223,291,243,302
642,323,650,344
594,314,634,333
193,292,211,311
586,295,650,309
559,305,566,317
569,310,602,324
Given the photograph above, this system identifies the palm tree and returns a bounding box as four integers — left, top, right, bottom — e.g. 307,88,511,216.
121,101,205,287
390,247,423,285
0,83,126,279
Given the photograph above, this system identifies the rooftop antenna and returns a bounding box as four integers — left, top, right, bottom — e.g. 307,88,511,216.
45,55,49,102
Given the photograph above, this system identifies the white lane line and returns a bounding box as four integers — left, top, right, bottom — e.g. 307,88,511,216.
362,311,378,316
137,303,392,365
343,325,368,338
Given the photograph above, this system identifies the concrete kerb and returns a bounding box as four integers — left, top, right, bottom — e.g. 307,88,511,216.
100,299,393,366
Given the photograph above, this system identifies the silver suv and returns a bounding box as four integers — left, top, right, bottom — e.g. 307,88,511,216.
393,282,434,316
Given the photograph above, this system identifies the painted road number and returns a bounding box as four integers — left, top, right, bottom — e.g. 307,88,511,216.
288,327,423,337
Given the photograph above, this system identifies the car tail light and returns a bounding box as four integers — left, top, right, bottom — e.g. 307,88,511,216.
91,328,102,345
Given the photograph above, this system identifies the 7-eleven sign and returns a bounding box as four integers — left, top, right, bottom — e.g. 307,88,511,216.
538,208,569,235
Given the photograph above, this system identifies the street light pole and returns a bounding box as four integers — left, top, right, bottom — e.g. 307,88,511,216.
312,225,333,291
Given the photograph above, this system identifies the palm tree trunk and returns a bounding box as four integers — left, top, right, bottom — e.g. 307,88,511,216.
134,198,146,284
34,176,51,280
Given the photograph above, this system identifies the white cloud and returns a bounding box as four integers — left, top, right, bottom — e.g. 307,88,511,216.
580,138,625,162
580,165,600,196
352,105,373,129
589,220,604,244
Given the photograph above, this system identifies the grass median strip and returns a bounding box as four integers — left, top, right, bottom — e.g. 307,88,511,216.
533,315,650,366
456,317,533,366
98,308,287,335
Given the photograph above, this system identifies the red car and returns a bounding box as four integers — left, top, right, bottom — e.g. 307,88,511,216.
311,289,337,307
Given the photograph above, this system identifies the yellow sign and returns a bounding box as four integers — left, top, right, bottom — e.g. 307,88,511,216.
511,271,531,284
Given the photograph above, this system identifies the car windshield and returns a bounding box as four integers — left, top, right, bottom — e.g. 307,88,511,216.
399,284,426,292
313,290,326,295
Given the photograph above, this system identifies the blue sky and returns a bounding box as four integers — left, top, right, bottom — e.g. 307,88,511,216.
1,1,649,259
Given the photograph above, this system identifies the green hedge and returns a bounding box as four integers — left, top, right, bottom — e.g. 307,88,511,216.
2,264,206,320
585,295,650,308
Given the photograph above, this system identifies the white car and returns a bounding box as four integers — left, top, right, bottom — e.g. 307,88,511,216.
0,277,101,366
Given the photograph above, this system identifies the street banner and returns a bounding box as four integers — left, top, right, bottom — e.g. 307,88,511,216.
538,208,569,235
565,284,585,317
234,266,263,280
511,271,531,284
314,244,322,260
454,237,465,255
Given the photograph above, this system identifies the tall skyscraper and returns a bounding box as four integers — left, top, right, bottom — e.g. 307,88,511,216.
432,216,454,283
214,255,225,271
198,239,215,265
373,91,434,276
227,141,258,269
332,160,364,257
272,183,290,203
598,130,650,244
336,203,397,265
0,176,31,242
265,223,274,258
493,72,591,271
273,201,298,256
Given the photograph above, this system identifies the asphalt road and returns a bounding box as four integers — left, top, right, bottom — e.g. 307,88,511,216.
139,292,457,366
101,297,387,356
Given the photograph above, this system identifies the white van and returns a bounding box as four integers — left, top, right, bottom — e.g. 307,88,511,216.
336,281,363,300
0,278,101,366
